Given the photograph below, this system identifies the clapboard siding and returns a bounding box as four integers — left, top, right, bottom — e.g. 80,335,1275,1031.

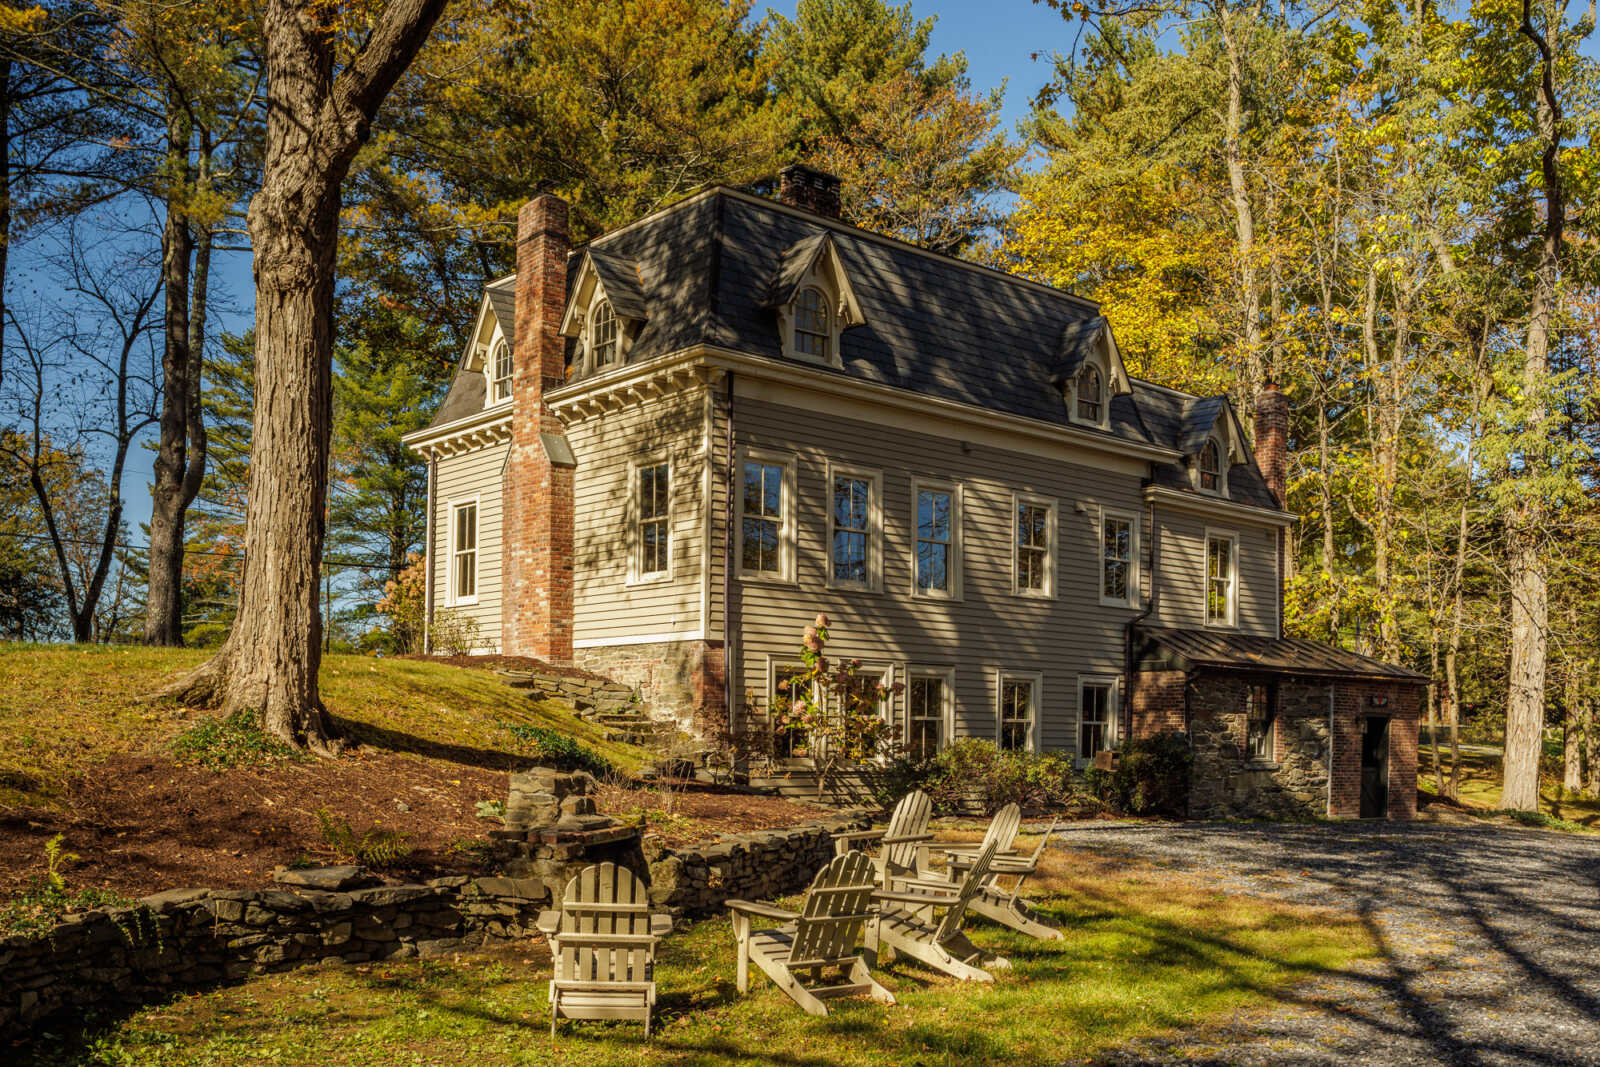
1151,510,1278,636
432,441,508,650
568,388,707,644
721,395,1153,758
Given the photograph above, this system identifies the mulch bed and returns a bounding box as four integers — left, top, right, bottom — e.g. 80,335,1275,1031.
0,755,833,900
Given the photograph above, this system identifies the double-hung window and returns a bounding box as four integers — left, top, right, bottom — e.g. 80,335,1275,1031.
1014,496,1054,597
1100,509,1137,607
770,663,809,759
828,466,880,589
1206,531,1237,626
794,287,831,361
906,672,951,760
998,674,1039,752
739,453,793,580
913,481,960,598
634,460,669,581
449,500,478,604
590,300,618,367
490,341,512,403
1247,683,1276,761
1079,678,1115,758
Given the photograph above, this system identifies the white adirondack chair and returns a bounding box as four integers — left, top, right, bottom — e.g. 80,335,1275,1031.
536,862,672,1037
727,850,895,1017
831,789,934,885
933,805,1064,940
869,837,1009,981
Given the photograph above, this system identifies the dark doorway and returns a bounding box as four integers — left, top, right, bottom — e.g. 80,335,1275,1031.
1360,715,1390,818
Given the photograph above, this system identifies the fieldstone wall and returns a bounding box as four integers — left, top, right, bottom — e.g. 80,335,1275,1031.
1188,674,1333,820
0,871,555,1043
575,638,728,746
644,813,870,917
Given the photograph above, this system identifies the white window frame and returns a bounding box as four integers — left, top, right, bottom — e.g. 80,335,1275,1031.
792,286,833,364
778,266,846,370
1067,358,1111,429
446,496,479,606
1077,675,1119,760
1011,493,1057,599
736,448,797,583
1098,506,1140,609
1194,435,1228,496
904,666,956,760
766,657,814,762
910,478,963,600
825,462,882,592
995,670,1043,753
1205,528,1239,628
589,298,619,370
627,454,672,585
489,339,512,404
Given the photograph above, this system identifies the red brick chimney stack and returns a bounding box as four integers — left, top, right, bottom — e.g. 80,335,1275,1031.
502,194,575,660
778,163,842,220
1254,380,1289,509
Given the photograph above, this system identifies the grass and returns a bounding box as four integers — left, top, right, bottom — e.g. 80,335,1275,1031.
15,840,1376,1066
1418,743,1600,831
0,645,647,809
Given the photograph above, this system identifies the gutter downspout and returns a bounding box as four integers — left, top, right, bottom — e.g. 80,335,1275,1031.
1123,493,1160,740
422,455,437,654
724,372,738,766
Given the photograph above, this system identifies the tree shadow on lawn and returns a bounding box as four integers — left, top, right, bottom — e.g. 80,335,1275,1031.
331,717,528,773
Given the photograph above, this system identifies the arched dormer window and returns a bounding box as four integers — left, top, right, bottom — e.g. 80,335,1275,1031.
490,340,512,403
1076,364,1103,424
591,300,618,368
1199,439,1222,492
794,287,830,361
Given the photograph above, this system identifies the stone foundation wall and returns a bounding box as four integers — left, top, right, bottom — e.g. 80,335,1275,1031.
644,813,870,917
0,874,556,1043
1188,674,1333,820
575,639,727,746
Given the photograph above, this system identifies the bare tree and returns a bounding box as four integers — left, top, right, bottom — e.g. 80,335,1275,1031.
161,0,447,753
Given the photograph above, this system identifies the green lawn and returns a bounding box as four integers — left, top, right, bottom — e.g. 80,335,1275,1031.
1418,742,1600,830
18,841,1376,1066
0,645,646,809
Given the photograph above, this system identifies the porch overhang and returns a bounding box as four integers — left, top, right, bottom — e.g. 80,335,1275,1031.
1133,626,1431,685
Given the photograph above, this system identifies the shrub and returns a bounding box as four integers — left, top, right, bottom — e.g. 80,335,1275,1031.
172,710,300,771
912,739,1084,815
1087,732,1193,816
499,721,613,777
314,809,414,868
430,608,481,656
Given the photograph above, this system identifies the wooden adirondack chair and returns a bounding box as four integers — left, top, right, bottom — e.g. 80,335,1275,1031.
869,837,1009,981
727,850,895,1017
536,862,672,1037
831,789,934,885
936,807,1063,941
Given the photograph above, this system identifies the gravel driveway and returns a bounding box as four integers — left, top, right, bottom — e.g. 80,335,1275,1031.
1052,822,1600,1066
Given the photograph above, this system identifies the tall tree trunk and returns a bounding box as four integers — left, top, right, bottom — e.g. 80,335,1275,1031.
146,107,194,645
1502,0,1565,812
1219,5,1263,403
0,54,10,396
158,0,448,751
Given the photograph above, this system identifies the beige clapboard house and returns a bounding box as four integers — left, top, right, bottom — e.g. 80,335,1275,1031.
402,165,1428,819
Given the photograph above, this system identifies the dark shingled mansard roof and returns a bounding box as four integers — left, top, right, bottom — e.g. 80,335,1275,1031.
1135,626,1431,683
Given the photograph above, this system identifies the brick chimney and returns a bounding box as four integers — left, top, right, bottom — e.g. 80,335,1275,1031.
502,194,576,660
1254,380,1289,508
778,163,842,219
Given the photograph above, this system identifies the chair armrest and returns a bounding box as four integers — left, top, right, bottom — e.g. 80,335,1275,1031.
535,910,561,936
725,899,801,923
832,828,886,845
880,832,935,846
874,888,959,907
651,913,674,937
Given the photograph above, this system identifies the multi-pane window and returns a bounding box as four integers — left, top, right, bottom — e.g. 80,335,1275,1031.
450,501,477,602
1015,500,1051,595
1076,364,1103,423
771,664,809,759
794,287,830,360
1079,681,1113,758
740,460,786,576
1199,440,1221,491
915,486,955,596
637,461,669,578
1247,684,1276,761
1102,512,1134,605
999,677,1036,752
907,675,947,760
491,341,512,402
591,300,617,367
1206,533,1236,626
830,473,871,586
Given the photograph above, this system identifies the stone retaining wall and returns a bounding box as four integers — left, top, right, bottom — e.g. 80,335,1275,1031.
644,813,871,916
0,873,553,1043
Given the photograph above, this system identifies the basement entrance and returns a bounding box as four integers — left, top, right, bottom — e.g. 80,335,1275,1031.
1360,716,1390,819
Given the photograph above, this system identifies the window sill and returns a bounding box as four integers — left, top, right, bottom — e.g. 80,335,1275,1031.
1243,759,1280,771
737,572,797,586
826,581,883,595
911,590,963,603
447,597,479,608
1098,596,1138,610
1012,589,1056,601
626,572,673,588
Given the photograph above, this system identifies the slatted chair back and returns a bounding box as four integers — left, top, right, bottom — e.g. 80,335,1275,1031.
981,803,1022,857
556,862,655,988
786,851,879,969
881,790,933,874
1023,817,1059,865
933,838,999,943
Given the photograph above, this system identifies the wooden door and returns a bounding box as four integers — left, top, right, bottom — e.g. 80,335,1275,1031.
1360,716,1390,819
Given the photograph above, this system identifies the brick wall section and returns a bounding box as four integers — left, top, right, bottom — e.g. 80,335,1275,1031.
503,194,575,660
575,639,729,747
1130,670,1188,739
1330,680,1423,819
